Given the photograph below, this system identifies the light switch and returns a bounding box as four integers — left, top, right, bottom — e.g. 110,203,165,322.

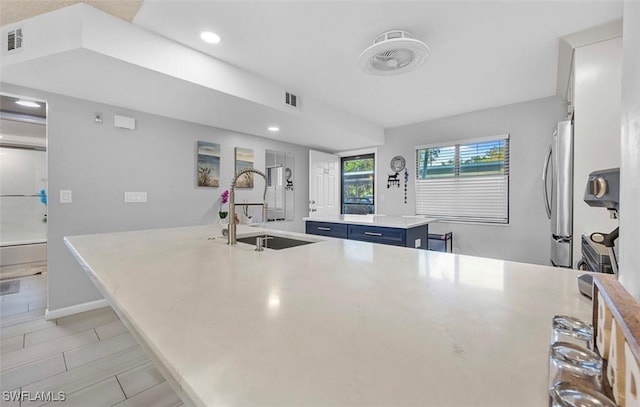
124,192,147,203
59,190,72,203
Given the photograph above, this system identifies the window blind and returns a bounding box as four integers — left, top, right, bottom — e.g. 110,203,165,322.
415,135,509,224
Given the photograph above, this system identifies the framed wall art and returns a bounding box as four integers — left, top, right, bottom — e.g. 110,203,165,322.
234,147,254,188
196,141,220,187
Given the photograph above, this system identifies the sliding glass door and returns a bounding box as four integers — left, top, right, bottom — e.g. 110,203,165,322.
0,146,47,246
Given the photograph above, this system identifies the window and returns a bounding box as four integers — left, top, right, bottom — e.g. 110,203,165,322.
341,154,374,214
415,135,509,224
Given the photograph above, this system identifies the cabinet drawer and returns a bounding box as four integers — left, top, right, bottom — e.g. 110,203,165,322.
306,222,348,239
347,225,406,246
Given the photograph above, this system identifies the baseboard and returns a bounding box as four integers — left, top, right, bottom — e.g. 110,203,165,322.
0,243,47,266
45,299,109,320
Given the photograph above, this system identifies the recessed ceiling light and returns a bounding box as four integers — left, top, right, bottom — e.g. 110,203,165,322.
268,126,280,132
200,31,221,44
15,100,41,108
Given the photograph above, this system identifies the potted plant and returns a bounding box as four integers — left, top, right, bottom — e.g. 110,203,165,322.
219,190,229,221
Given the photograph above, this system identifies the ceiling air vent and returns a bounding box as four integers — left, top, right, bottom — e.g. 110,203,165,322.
285,92,299,108
7,28,23,52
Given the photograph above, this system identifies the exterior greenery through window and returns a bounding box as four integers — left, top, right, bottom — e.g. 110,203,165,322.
342,154,374,214
415,136,509,223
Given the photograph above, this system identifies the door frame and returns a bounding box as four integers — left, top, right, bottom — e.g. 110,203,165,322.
0,91,49,269
336,148,378,214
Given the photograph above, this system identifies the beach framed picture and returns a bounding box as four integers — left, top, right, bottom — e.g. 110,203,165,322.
197,141,220,187
234,147,254,188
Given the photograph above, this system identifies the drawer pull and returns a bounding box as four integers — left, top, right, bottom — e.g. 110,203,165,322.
364,231,383,237
317,227,332,231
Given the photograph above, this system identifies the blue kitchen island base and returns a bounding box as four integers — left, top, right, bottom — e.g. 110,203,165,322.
305,215,435,250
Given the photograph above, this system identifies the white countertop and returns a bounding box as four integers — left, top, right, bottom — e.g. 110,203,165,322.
65,225,590,407
303,214,438,228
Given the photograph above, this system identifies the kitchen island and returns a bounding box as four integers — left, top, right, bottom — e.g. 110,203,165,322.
304,214,438,249
65,225,590,407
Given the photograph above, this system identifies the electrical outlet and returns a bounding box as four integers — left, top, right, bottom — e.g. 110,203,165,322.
415,238,421,248
124,192,147,203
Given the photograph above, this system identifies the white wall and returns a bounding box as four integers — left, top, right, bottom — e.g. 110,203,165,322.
619,1,640,301
0,4,384,153
1,83,310,313
572,37,622,262
380,96,566,265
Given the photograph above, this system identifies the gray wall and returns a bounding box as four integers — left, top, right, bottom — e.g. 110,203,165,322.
380,96,566,265
1,83,310,312
619,1,640,301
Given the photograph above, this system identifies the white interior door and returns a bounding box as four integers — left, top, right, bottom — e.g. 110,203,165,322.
309,150,340,216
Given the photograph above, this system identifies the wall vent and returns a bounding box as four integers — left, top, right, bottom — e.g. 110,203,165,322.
7,28,23,52
285,92,299,108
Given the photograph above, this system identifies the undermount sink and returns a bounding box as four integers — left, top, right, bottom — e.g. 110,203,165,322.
236,235,315,250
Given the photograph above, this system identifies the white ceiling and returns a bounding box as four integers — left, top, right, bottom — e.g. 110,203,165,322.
133,0,623,129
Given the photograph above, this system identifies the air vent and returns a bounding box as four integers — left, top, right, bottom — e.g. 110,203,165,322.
285,92,299,108
7,28,23,52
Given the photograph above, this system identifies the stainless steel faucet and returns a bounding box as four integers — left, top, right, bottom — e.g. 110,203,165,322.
228,168,268,245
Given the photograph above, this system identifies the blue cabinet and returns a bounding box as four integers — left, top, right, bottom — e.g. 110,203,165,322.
306,221,428,250
305,221,348,239
348,225,406,247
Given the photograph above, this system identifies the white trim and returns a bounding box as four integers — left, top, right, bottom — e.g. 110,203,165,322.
0,243,47,266
415,134,510,150
335,147,378,157
434,219,511,227
44,298,109,320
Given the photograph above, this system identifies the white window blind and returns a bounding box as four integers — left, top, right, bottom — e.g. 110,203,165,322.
415,135,509,224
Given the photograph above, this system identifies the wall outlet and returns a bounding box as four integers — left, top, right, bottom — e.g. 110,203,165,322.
415,238,421,248
124,192,147,203
59,190,72,203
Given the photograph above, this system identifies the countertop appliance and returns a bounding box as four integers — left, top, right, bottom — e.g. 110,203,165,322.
577,167,620,298
543,120,574,267
579,234,613,274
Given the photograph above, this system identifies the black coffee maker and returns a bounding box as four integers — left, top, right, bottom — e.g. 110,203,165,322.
577,168,620,298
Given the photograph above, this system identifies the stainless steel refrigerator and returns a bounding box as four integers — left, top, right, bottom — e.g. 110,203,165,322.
542,120,573,267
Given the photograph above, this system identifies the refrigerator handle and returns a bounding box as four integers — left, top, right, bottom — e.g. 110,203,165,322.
542,145,552,219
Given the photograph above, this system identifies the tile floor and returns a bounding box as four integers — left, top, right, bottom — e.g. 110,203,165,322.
0,262,47,281
0,274,183,406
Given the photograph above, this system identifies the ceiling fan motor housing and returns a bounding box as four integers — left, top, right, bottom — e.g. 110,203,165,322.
359,30,430,75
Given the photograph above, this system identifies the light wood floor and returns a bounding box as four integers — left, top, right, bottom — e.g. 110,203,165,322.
0,274,183,406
